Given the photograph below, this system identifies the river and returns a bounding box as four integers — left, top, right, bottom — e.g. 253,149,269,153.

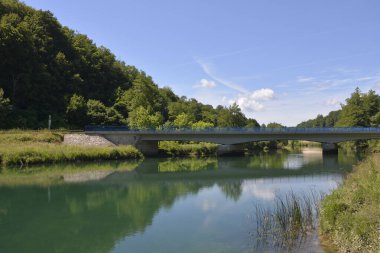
0,148,361,253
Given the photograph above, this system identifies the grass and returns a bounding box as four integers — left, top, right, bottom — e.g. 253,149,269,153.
159,141,219,157
0,129,64,143
0,130,143,168
319,154,380,253
252,191,324,252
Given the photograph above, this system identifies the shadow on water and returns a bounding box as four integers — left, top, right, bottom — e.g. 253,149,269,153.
0,149,362,253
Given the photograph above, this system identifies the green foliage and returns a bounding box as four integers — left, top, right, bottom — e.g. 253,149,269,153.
0,88,12,127
217,103,247,127
320,154,380,252
336,88,368,127
159,141,218,157
173,112,193,128
245,118,260,128
86,99,125,125
191,121,214,129
117,75,167,114
266,122,285,128
66,94,87,128
128,106,163,129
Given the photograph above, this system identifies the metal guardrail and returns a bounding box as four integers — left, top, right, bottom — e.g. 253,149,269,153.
85,125,380,134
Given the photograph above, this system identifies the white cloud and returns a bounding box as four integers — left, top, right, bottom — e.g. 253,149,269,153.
243,182,275,200
251,88,274,100
325,98,340,107
200,199,217,212
193,78,216,88
229,88,275,112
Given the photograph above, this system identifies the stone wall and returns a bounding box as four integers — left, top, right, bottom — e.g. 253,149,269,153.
63,134,115,147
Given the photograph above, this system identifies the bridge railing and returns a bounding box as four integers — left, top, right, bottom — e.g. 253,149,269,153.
85,125,380,133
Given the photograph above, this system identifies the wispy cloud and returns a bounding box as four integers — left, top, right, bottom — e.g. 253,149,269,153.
196,59,248,93
297,76,315,83
193,78,216,88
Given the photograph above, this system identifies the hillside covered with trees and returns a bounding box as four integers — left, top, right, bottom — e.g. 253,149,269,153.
0,0,260,130
1,1,379,131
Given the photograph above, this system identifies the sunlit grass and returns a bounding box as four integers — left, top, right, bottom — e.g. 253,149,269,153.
159,141,218,157
319,154,380,253
0,143,142,167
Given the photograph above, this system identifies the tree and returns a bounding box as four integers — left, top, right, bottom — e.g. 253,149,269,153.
173,112,193,128
217,103,247,127
86,99,125,125
66,94,87,128
117,75,166,114
336,88,368,127
0,88,12,127
191,121,214,129
128,106,163,129
245,118,260,128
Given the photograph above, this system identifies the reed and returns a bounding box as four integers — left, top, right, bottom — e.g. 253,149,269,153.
252,191,324,251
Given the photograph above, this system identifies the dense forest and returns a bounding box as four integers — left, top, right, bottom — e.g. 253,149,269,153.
1,1,380,130
0,0,260,129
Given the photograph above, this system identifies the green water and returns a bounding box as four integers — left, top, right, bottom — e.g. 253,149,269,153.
0,148,360,253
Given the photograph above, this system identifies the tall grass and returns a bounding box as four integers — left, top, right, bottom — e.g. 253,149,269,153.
0,143,142,168
159,141,218,157
319,154,380,253
0,130,63,143
252,191,324,252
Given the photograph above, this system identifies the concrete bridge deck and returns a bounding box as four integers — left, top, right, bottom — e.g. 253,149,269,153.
85,127,380,155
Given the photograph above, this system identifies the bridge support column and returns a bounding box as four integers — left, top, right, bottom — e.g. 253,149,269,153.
217,144,245,156
322,143,338,154
135,140,159,157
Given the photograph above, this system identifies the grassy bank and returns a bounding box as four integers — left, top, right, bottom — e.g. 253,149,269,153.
159,141,219,157
319,154,380,252
0,130,143,168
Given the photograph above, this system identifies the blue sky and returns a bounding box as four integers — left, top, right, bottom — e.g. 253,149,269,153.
23,0,380,126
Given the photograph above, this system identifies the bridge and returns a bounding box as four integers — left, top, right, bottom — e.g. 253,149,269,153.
85,126,380,155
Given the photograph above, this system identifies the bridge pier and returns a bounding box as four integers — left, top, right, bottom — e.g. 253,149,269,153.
135,140,159,156
217,144,245,156
322,143,338,154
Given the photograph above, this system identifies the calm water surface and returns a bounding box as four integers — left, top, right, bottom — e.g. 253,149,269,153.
0,148,361,253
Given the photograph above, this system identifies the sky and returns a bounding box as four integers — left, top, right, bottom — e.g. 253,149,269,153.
23,0,380,126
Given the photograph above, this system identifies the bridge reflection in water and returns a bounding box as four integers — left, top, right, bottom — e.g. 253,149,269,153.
85,126,380,155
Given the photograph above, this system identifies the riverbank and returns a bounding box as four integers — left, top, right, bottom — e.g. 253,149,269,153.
0,131,142,168
319,153,380,252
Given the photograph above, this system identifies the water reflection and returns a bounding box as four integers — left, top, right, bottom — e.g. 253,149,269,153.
0,149,361,253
